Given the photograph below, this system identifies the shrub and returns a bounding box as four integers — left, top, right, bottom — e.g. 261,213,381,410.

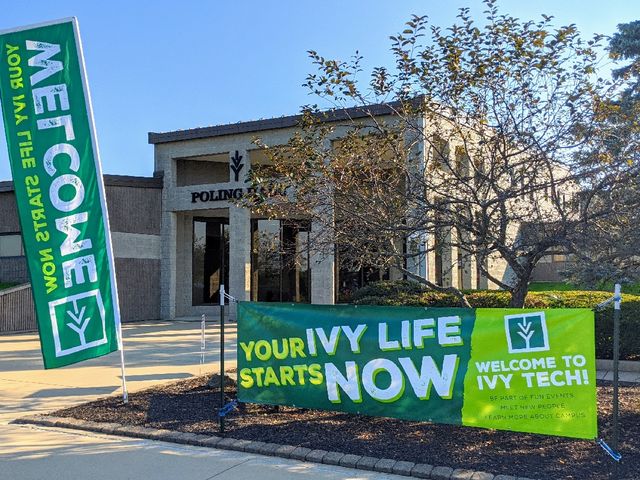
352,281,640,361
350,280,429,302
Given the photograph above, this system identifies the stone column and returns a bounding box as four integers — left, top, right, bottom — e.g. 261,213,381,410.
406,234,427,280
450,234,460,289
456,229,476,290
159,149,178,320
310,219,335,304
160,210,177,319
468,253,478,289
405,114,428,282
228,149,251,316
229,206,251,302
441,229,453,288
426,234,437,284
175,213,193,317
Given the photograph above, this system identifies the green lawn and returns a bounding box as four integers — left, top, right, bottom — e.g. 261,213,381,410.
528,281,577,291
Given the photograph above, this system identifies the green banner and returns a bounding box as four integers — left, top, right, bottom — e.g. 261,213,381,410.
0,19,120,368
237,303,597,439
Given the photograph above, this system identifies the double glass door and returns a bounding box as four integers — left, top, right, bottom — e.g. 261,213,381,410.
192,217,311,305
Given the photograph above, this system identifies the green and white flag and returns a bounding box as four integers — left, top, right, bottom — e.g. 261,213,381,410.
0,19,121,369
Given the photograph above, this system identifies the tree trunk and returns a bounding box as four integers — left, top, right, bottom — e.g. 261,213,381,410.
509,280,529,308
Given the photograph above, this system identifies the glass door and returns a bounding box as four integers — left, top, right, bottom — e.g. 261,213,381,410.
192,218,229,305
251,219,311,303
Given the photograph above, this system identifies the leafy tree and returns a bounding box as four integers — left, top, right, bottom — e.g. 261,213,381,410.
562,21,640,288
610,20,640,104
246,0,637,307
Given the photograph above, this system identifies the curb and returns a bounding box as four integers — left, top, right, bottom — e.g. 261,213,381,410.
596,359,640,374
12,415,537,480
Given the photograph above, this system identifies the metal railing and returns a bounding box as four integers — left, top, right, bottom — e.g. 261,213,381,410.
0,283,36,333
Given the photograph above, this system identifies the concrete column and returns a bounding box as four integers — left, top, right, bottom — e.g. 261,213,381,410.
468,253,478,289
426,234,437,284
311,220,335,304
158,147,177,320
406,234,427,280
389,267,404,281
310,140,335,304
450,236,460,289
229,206,251,303
404,115,428,283
389,236,406,280
441,230,453,288
228,149,251,314
160,211,177,319
457,247,475,290
175,213,193,317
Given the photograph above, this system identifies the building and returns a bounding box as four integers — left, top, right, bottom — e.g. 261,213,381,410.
0,104,568,325
0,175,162,322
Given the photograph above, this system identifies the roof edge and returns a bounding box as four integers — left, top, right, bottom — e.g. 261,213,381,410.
148,101,404,145
0,174,162,193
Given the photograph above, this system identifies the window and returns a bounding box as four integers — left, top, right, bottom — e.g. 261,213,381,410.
251,219,311,303
0,234,23,257
454,145,470,176
429,136,450,171
177,156,230,186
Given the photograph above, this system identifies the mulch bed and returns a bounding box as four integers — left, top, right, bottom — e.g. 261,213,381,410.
53,374,639,480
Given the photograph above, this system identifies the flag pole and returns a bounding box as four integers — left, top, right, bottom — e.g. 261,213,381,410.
117,321,128,403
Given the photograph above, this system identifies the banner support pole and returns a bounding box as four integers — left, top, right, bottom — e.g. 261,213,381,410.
219,284,225,434
613,283,621,480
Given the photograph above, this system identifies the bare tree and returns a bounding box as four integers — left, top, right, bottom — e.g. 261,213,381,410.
244,0,638,307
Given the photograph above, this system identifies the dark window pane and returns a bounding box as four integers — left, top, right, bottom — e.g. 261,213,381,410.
192,218,229,305
251,219,311,303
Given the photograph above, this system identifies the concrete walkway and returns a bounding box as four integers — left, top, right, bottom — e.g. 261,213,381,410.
0,322,405,480
595,360,640,383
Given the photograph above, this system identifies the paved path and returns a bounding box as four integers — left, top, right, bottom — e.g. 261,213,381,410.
0,321,405,480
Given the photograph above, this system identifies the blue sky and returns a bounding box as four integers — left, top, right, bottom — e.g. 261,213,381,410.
1,0,639,181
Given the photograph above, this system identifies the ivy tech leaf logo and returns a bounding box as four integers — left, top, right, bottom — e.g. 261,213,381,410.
517,317,535,350
49,290,108,358
505,312,550,353
230,150,244,182
66,304,91,345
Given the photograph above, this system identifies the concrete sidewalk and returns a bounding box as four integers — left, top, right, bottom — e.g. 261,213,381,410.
596,359,640,383
0,321,406,480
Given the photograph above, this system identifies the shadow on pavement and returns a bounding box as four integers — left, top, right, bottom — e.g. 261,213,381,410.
27,387,119,398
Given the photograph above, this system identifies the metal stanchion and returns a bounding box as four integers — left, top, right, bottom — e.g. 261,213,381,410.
200,314,206,374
